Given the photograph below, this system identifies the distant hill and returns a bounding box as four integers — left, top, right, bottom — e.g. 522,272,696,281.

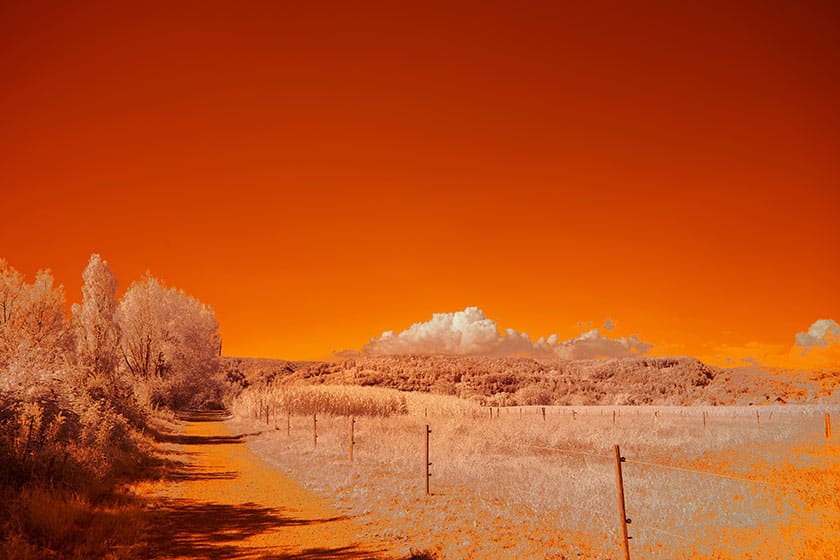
706,365,839,405
221,356,314,388
222,354,840,406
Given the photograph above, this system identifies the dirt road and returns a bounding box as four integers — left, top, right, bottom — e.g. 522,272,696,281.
146,411,394,559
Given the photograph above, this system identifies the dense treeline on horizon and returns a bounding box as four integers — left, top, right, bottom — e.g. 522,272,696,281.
224,354,840,408
0,253,225,558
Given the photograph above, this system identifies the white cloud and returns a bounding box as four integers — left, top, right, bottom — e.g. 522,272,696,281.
363,306,653,359
363,306,501,355
553,328,653,360
794,319,840,354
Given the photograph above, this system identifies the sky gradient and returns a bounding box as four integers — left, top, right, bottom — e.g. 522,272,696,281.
2,1,838,367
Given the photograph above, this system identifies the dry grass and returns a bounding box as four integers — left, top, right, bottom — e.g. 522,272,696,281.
235,383,412,418
233,383,484,419
0,486,150,560
231,386,839,559
0,407,180,560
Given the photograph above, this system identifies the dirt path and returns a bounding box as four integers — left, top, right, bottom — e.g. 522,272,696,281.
145,411,394,559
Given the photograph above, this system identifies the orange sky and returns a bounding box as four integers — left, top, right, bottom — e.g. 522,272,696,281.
1,1,838,366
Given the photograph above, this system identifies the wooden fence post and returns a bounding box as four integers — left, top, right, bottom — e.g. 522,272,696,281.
756,410,760,427
614,444,631,560
349,417,355,461
826,412,832,440
286,410,291,437
703,411,707,428
313,414,318,449
613,410,616,426
425,425,432,495
542,407,546,421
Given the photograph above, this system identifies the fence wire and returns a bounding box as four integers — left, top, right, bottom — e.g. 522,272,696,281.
623,456,837,501
239,409,837,559
460,431,835,500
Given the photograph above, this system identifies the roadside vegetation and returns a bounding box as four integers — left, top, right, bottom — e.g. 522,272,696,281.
0,255,224,559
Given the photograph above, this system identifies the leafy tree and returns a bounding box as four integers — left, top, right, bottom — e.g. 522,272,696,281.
116,273,162,380
0,259,25,368
0,265,73,394
117,273,223,409
72,254,121,382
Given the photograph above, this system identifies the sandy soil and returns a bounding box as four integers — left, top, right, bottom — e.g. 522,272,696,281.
144,411,396,559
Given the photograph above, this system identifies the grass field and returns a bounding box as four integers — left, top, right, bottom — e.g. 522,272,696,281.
231,386,839,559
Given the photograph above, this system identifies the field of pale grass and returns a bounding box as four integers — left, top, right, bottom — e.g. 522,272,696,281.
229,386,839,559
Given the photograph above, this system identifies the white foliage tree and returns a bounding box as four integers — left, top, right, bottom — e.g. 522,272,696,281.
72,254,121,381
117,273,163,379
0,264,73,393
117,273,222,408
0,258,25,368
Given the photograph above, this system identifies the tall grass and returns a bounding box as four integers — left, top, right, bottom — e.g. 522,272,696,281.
0,391,173,560
233,384,413,417
230,386,839,560
0,486,149,560
231,383,484,419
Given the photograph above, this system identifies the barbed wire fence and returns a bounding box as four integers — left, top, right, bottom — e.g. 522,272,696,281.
243,402,837,559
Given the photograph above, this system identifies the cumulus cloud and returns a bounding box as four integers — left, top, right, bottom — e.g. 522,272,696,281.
363,306,653,359
795,319,840,354
604,318,616,330
702,320,840,369
553,328,653,360
363,307,501,355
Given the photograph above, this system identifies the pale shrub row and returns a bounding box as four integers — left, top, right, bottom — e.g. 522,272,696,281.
233,384,408,417
232,383,484,419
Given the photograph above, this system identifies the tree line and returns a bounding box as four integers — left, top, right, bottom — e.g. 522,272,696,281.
0,253,224,490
